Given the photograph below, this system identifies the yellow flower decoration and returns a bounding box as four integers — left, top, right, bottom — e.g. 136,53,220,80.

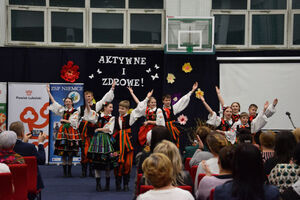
195,88,204,99
182,62,192,73
166,73,176,84
128,108,134,114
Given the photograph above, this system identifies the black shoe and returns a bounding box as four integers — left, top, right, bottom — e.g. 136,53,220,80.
96,178,102,192
104,177,110,191
116,176,122,191
81,164,87,178
67,165,72,177
63,165,67,177
123,174,130,191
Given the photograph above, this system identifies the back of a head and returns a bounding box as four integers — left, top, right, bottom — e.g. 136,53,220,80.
9,121,24,137
259,131,276,149
206,132,228,154
232,144,265,200
153,140,182,176
292,128,300,143
293,143,300,165
275,131,297,163
142,153,173,188
195,126,211,146
150,126,174,152
237,128,252,144
218,145,236,172
0,131,17,150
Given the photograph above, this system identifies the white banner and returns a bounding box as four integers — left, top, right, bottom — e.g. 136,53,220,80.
8,83,49,163
220,63,300,130
0,82,7,131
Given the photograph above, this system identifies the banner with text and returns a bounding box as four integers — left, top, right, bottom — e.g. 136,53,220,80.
49,83,84,164
85,50,164,107
0,82,7,131
8,83,49,163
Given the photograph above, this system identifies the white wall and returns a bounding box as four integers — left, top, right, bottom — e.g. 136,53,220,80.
166,0,211,17
0,1,6,46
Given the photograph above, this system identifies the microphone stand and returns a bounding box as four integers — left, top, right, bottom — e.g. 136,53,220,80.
287,114,296,129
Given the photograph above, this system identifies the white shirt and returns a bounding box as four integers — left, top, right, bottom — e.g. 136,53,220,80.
0,163,10,173
137,187,194,200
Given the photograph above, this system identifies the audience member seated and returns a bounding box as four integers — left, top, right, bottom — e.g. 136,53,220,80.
0,163,10,173
264,131,297,175
194,132,227,191
0,131,24,164
293,128,300,143
214,144,279,200
151,140,193,187
237,128,252,144
268,143,300,193
9,121,46,191
189,126,213,167
136,126,174,174
196,145,235,200
137,153,194,200
259,131,275,163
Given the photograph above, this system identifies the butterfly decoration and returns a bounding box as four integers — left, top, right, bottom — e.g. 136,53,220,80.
89,74,94,79
154,64,160,69
146,68,151,73
97,69,102,74
151,73,159,80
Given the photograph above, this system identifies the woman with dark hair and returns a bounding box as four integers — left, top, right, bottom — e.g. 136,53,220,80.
264,131,297,175
214,144,279,200
196,145,235,200
269,142,300,193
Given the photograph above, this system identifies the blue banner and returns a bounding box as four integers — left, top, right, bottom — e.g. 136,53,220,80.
49,83,84,164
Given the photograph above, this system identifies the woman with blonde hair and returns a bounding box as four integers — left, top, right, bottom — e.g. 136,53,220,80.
137,153,194,200
153,140,193,187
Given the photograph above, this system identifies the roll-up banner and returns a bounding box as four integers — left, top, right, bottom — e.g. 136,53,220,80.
0,82,7,131
49,83,84,164
8,83,49,163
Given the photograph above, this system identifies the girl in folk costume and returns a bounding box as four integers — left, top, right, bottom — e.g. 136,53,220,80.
113,90,153,192
215,86,241,122
128,87,164,146
47,85,80,177
69,82,116,177
86,102,118,192
161,82,198,148
200,95,234,142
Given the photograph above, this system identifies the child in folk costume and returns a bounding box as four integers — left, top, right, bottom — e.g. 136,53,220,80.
86,102,118,192
216,86,241,122
70,82,115,177
200,95,234,137
113,90,153,192
161,82,198,148
47,85,80,177
248,98,278,144
228,107,269,144
128,87,164,146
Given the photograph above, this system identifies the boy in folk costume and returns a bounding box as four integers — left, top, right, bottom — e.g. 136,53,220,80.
113,90,153,191
161,82,198,147
47,85,80,177
128,87,164,146
70,82,115,177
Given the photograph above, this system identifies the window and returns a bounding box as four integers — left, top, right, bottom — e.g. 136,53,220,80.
7,0,164,47
130,13,162,44
212,0,291,48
